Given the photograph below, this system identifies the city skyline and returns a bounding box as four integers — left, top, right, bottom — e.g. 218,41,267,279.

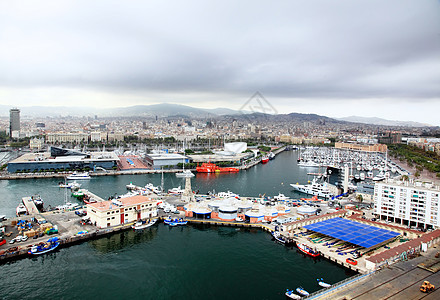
0,1,439,125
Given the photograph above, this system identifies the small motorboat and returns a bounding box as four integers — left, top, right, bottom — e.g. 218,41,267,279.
272,231,287,244
164,217,187,226
235,217,244,222
285,289,301,299
126,182,137,190
132,219,157,230
346,257,358,265
317,278,331,288
296,287,309,297
168,186,184,195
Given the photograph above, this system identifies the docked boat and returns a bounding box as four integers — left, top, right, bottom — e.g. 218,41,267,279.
285,290,301,299
30,195,44,211
196,162,239,173
126,182,137,190
55,202,79,211
272,231,289,244
273,193,289,201
168,186,184,195
298,160,320,168
145,183,161,194
175,169,195,178
59,181,81,190
28,237,60,255
296,242,320,257
346,257,358,265
217,191,239,198
268,152,275,160
164,217,187,226
261,155,269,164
317,278,331,288
132,219,157,230
290,177,334,199
16,203,27,217
296,287,310,297
67,172,91,180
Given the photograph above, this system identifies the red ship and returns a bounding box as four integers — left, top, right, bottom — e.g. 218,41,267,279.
261,155,269,164
296,242,320,257
196,162,239,173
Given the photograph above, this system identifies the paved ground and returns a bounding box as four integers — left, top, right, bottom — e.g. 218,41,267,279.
313,247,440,299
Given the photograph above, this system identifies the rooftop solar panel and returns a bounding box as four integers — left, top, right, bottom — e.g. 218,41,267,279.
303,218,400,248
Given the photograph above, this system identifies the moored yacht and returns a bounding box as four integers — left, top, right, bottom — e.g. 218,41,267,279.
67,172,91,180
290,177,334,199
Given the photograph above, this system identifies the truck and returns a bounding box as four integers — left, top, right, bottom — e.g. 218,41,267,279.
420,281,435,293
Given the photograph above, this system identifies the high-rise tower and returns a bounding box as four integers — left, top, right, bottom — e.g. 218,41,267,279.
9,108,20,137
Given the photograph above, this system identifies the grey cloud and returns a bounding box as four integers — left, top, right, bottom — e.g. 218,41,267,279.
0,0,439,104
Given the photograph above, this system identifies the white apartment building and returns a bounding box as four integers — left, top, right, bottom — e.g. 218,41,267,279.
374,180,440,229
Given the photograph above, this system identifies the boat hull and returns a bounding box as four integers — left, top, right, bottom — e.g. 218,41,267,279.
28,242,60,255
296,242,320,257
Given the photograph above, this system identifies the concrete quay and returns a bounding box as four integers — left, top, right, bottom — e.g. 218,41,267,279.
308,247,440,300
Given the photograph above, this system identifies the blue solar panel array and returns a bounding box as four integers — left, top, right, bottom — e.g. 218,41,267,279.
303,218,400,248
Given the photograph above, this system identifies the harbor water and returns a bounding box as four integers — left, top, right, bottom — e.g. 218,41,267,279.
0,151,356,299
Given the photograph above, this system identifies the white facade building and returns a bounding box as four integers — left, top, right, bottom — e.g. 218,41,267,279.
374,180,440,229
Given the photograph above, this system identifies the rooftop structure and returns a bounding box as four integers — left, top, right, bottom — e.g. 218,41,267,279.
7,150,119,173
144,153,189,170
304,217,400,248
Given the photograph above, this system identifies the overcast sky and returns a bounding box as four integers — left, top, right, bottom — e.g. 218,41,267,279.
0,0,439,125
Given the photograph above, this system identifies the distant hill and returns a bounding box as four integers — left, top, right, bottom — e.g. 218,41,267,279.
0,104,429,128
338,116,430,127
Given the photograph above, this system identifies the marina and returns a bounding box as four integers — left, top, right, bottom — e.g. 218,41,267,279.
0,150,438,298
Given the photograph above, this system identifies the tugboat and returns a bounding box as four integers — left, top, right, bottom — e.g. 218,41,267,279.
296,242,320,257
261,155,269,164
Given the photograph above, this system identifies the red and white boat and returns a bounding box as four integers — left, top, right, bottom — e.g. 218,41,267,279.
296,242,320,257
261,155,269,164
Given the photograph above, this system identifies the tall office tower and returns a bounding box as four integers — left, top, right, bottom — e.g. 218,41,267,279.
9,108,20,137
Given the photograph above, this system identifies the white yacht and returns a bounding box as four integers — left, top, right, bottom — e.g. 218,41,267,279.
168,186,184,195
175,169,195,178
67,172,91,180
145,183,161,194
16,203,27,217
290,177,334,199
298,160,321,168
273,193,290,201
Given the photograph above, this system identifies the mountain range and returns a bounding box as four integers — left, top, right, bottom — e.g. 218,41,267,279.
0,103,431,127
337,116,430,127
